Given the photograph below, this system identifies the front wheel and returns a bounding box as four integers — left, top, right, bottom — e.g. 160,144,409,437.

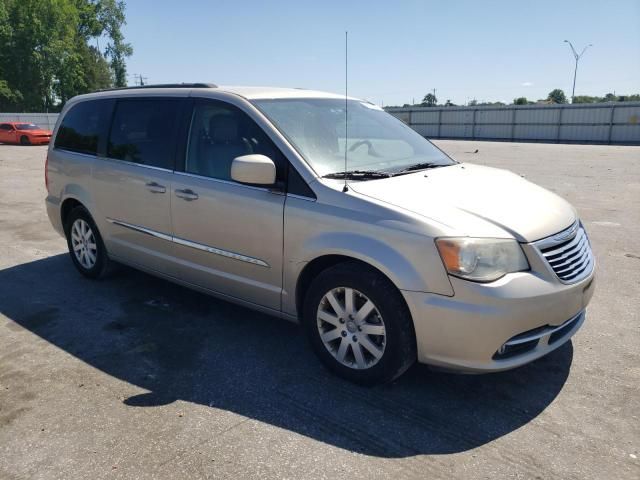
64,206,110,279
20,135,30,146
303,262,416,385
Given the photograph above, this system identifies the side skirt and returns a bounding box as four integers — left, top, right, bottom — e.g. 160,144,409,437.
109,254,300,324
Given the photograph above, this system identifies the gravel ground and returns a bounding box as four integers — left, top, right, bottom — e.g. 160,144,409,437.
0,140,638,479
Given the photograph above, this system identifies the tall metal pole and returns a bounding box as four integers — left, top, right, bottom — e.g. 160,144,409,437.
571,57,578,101
564,40,592,103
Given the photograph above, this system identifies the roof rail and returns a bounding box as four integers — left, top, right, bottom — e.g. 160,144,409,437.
98,83,217,92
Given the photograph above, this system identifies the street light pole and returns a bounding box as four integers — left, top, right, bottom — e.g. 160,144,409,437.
564,40,593,103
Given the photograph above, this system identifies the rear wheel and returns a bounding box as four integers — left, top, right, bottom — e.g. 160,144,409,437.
20,135,30,146
303,262,416,385
64,206,110,279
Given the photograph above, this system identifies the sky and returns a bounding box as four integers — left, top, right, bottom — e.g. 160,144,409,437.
122,0,640,106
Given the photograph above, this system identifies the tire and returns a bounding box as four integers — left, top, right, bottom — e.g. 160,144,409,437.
20,135,30,146
303,262,416,385
64,206,110,279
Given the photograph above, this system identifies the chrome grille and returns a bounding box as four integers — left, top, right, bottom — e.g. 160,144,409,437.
536,222,594,283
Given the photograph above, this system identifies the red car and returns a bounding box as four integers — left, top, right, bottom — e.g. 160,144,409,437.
0,122,52,145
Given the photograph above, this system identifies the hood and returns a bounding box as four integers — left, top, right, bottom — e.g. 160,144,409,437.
348,163,576,242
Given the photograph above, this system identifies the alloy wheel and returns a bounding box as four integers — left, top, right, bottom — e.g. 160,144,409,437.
71,218,98,269
316,287,386,369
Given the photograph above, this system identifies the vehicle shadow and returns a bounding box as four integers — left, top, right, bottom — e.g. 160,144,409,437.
0,254,573,457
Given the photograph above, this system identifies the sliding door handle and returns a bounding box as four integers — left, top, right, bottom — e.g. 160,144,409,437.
175,188,199,201
145,182,166,194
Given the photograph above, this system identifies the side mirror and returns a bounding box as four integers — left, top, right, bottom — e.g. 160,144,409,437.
231,154,276,186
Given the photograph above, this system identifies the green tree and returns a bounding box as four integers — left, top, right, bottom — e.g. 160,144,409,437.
513,97,530,105
547,89,568,104
98,0,132,87
0,0,132,111
0,1,20,107
421,93,437,107
0,79,22,106
81,44,113,91
572,95,599,104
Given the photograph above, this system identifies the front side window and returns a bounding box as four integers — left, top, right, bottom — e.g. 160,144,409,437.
0,124,12,130
55,100,110,155
185,100,285,182
252,98,455,177
108,99,182,169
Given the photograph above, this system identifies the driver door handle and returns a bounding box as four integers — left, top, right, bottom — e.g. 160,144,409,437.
145,181,166,194
175,188,199,201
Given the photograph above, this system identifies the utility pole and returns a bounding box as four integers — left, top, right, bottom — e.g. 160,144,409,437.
131,74,148,86
563,40,593,103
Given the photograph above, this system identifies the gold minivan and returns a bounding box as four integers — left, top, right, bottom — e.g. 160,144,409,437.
46,84,595,384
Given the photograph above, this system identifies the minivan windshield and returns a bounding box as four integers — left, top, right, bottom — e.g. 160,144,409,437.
252,98,455,177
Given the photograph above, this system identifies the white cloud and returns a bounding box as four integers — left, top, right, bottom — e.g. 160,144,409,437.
521,82,534,87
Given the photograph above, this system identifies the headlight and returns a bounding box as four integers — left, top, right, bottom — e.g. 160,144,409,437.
435,237,529,282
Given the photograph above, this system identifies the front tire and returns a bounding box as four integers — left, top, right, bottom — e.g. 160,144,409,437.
20,135,30,146
303,262,416,385
64,206,110,279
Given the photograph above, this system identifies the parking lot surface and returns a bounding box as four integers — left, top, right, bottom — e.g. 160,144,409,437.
0,141,638,479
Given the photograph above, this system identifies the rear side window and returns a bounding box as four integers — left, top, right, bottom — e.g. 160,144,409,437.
55,100,110,155
107,99,182,169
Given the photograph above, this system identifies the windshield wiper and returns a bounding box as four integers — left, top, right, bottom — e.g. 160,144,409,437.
322,170,392,180
393,162,447,175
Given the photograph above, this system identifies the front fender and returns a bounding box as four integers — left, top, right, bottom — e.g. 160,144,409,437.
282,229,454,317
304,232,430,292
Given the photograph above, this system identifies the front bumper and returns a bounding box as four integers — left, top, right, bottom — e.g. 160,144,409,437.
402,247,595,372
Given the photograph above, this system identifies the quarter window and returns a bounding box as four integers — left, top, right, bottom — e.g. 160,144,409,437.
55,100,110,155
185,100,285,182
108,99,182,169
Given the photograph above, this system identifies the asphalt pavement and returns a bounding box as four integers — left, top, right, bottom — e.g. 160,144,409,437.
0,140,638,479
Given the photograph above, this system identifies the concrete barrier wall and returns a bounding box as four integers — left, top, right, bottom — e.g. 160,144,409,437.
0,113,59,131
386,102,640,145
4,104,640,145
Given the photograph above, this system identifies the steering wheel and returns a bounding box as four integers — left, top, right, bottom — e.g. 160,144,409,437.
348,140,373,152
348,140,383,158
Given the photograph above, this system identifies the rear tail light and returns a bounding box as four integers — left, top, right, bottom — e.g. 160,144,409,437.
45,153,49,193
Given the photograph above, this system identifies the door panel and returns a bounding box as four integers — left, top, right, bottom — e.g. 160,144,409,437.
0,125,15,143
91,97,184,274
168,98,288,310
171,174,284,310
93,160,176,273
